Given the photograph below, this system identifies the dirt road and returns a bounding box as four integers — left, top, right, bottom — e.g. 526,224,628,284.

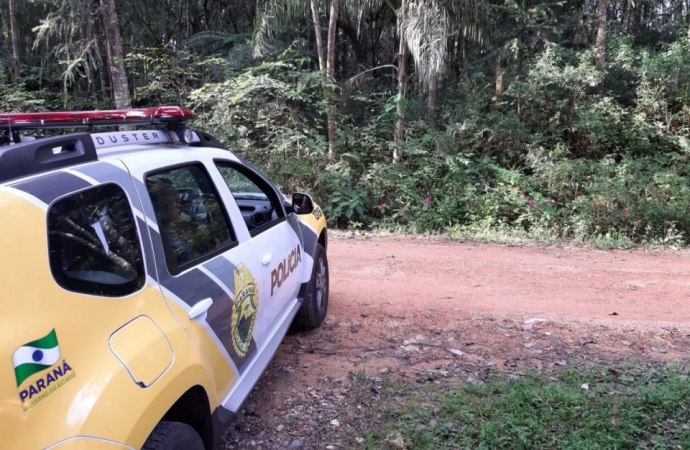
331,235,690,326
220,236,690,449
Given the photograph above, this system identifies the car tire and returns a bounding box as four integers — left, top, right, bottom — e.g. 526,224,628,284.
294,243,329,330
142,421,204,450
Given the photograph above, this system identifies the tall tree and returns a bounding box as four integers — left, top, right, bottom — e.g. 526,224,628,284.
100,0,131,108
393,0,409,163
325,0,339,155
395,0,488,159
596,0,607,72
398,0,448,128
254,0,341,156
8,0,21,82
311,0,327,74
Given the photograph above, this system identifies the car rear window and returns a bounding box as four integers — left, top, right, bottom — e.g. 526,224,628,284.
48,183,145,297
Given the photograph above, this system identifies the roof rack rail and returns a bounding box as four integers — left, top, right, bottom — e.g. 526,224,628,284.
0,133,97,183
0,105,194,131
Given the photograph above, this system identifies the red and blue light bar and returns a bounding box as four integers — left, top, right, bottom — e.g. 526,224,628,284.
0,106,194,130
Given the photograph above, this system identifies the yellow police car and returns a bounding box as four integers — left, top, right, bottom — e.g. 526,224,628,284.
0,106,328,449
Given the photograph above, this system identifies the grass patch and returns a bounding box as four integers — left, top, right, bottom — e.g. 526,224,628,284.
365,364,690,449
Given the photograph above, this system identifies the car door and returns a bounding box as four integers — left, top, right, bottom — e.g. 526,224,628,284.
127,155,266,407
212,159,305,334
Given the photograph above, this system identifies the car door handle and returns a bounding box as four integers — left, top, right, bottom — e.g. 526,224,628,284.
261,253,273,266
188,297,213,320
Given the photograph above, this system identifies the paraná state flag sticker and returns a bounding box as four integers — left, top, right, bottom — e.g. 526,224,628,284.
13,329,61,387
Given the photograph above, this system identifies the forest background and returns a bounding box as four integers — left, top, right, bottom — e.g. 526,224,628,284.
2,0,690,247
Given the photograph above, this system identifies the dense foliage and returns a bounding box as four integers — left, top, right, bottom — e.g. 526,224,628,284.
2,0,689,246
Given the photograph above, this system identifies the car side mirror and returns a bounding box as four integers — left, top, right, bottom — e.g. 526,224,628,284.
292,193,314,215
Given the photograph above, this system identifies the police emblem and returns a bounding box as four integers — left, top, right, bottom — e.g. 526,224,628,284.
230,264,258,357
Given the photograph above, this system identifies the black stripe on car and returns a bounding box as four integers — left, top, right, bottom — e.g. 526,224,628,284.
12,171,92,205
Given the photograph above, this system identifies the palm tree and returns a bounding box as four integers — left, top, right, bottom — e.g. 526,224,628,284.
394,0,489,161
397,0,448,135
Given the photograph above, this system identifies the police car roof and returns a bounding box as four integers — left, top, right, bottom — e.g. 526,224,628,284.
0,106,234,184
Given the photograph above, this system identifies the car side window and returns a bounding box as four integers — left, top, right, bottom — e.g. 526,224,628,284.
146,164,235,275
48,183,145,297
215,161,285,236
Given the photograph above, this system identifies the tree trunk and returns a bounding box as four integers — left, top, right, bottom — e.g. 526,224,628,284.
325,0,339,157
427,75,437,127
311,0,339,157
574,0,587,47
338,17,365,70
596,0,607,72
632,0,641,35
495,56,504,105
393,51,407,163
100,0,131,108
326,2,338,78
621,0,628,32
393,0,408,164
8,0,21,82
370,10,377,67
0,5,4,65
461,36,469,82
310,0,326,75
226,10,240,34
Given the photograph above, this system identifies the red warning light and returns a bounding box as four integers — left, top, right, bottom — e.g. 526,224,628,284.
0,106,194,130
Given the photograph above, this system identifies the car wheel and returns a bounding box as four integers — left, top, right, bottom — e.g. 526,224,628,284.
142,421,204,450
294,243,329,329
